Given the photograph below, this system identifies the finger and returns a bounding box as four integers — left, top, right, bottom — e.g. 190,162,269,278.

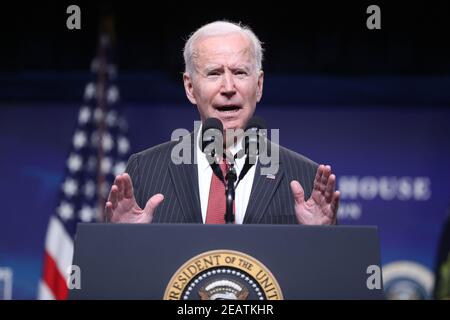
104,201,113,222
290,180,305,206
313,165,325,192
324,174,336,203
143,193,165,216
330,191,340,217
116,174,125,201
112,174,121,189
122,173,134,199
321,165,331,187
108,185,119,209
112,175,122,201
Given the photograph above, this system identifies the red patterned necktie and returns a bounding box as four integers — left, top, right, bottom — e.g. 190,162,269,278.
205,161,234,224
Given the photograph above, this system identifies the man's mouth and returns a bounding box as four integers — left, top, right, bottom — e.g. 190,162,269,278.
214,105,242,114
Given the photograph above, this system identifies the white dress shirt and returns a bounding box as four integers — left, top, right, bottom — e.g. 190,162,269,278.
196,126,257,224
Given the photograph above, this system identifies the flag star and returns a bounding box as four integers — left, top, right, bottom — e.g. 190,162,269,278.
94,108,104,122
106,110,117,126
57,202,74,221
107,86,119,103
84,83,96,100
62,178,78,197
102,133,114,152
79,205,96,222
73,131,87,149
113,161,127,176
83,180,96,198
101,157,113,174
118,136,130,155
78,106,91,124
67,154,83,172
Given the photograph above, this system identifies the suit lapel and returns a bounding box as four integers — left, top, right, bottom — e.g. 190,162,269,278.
168,131,202,223
243,153,284,224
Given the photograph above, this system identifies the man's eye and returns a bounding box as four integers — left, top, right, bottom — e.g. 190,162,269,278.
207,72,220,76
235,71,248,76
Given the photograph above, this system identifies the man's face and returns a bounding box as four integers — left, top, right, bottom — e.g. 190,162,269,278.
183,33,264,132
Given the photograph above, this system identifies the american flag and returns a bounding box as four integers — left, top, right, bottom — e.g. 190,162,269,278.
38,29,130,300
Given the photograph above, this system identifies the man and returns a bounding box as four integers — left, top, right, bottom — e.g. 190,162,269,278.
105,21,340,225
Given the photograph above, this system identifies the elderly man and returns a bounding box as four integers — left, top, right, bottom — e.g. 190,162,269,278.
105,21,340,225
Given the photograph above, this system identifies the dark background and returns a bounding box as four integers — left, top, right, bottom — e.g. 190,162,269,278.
1,1,450,76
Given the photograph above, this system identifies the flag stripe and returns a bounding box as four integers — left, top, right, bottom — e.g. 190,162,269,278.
42,251,68,300
38,281,55,300
45,216,74,275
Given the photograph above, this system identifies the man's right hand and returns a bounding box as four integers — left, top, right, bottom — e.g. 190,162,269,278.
105,173,164,223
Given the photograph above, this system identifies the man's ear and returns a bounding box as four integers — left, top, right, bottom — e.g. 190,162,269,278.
256,70,264,102
183,72,197,105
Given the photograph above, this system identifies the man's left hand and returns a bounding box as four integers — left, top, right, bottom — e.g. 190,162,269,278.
290,164,340,225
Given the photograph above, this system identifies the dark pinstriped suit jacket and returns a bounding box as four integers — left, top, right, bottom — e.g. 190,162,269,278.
126,134,318,224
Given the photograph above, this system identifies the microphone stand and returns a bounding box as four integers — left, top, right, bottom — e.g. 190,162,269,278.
222,145,260,224
224,165,237,224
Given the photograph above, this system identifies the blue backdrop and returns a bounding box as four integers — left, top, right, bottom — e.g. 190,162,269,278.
1,74,449,299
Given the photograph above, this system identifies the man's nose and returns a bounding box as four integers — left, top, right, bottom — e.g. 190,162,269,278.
220,72,236,98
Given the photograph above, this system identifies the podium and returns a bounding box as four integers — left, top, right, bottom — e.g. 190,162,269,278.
69,224,384,300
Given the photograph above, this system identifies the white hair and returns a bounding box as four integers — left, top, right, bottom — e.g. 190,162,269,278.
183,21,263,76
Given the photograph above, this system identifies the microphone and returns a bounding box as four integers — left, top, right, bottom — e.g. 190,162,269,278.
201,117,225,183
201,118,234,223
200,116,267,224
238,116,267,183
201,117,223,156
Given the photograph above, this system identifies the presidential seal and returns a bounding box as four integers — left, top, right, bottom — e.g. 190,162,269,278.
383,260,435,300
163,250,283,300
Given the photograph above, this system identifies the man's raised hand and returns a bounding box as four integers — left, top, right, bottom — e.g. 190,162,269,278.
290,164,340,225
105,173,164,223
